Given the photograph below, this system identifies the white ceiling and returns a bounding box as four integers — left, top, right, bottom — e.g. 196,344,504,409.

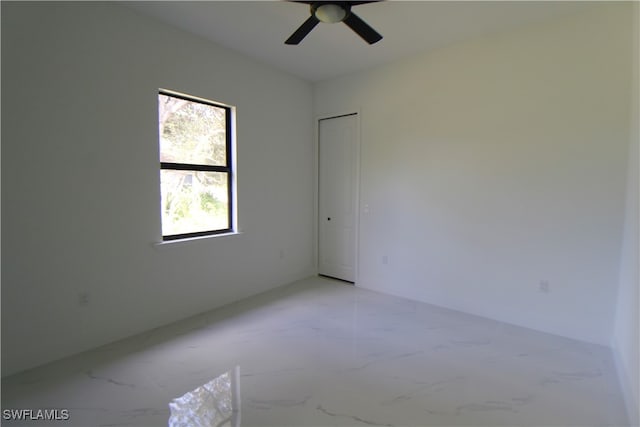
128,1,592,82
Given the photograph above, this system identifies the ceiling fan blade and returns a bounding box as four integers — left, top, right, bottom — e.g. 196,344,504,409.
285,15,320,45
348,1,380,5
343,11,382,44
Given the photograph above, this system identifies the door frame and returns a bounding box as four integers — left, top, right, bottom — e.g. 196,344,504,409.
314,110,361,283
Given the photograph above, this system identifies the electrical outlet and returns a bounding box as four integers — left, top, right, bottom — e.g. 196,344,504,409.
539,280,550,293
78,292,90,306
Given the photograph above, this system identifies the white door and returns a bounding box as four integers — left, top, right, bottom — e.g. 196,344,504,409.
318,113,359,282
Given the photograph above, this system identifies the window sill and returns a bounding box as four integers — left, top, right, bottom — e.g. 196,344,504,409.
153,230,242,249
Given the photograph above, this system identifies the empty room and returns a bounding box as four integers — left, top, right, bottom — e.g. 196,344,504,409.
1,1,638,426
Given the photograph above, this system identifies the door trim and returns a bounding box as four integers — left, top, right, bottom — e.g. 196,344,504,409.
314,111,361,284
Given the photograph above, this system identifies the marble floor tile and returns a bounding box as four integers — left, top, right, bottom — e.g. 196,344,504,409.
1,276,629,426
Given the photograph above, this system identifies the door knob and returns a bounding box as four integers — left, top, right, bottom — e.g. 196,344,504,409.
327,217,331,221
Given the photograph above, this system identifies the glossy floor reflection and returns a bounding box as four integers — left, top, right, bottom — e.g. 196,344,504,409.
1,277,629,426
168,366,240,427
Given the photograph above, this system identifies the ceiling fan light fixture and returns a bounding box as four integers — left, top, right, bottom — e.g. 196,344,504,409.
285,1,382,45
314,3,347,23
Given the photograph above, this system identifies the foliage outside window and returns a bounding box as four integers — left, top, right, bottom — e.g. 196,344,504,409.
158,90,234,240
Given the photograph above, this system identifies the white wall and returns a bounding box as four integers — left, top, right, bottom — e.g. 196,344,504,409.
613,3,640,425
314,3,633,345
1,2,314,376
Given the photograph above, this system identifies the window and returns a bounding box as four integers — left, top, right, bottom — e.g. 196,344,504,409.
158,90,234,240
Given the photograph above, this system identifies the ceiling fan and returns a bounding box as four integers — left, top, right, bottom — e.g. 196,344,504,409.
285,1,383,45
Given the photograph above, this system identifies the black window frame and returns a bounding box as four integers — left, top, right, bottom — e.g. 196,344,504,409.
159,90,234,241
